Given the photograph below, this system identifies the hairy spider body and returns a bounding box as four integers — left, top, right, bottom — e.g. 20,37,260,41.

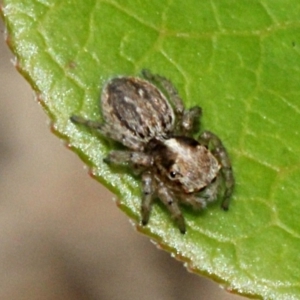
71,70,234,233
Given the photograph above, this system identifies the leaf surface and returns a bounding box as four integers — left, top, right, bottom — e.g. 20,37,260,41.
2,1,300,299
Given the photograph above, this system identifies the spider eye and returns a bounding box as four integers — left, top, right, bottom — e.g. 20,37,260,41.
169,171,177,178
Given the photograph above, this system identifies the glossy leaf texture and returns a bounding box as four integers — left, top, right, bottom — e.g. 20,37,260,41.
2,1,300,299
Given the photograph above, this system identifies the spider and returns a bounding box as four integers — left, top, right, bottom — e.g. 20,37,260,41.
71,70,234,233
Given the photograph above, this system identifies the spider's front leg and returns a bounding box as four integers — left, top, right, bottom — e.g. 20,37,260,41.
157,184,186,234
199,131,234,210
182,174,221,210
141,171,155,226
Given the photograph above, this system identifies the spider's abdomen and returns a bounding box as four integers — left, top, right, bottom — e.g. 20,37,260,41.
101,77,175,146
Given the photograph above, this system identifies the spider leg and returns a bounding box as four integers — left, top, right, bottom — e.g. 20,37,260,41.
157,184,186,234
141,171,155,226
71,115,104,130
181,106,202,135
199,131,234,210
183,174,221,210
104,150,153,167
70,115,144,150
141,70,202,135
180,194,205,210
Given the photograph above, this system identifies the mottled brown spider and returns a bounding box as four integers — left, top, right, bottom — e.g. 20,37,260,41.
71,70,234,233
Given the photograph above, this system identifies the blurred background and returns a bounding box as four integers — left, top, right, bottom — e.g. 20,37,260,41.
0,21,246,300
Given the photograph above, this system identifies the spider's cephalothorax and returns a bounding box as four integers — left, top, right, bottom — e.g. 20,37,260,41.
71,70,234,233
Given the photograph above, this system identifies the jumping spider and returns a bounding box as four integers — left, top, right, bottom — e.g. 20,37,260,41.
71,70,234,233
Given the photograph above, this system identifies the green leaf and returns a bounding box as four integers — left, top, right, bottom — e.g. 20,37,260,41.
2,0,300,299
